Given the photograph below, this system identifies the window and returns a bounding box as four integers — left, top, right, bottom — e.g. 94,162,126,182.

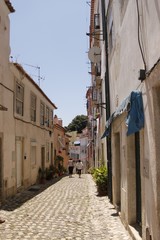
16,82,24,116
94,14,100,29
92,88,97,101
40,102,45,125
30,93,36,122
31,145,36,165
46,106,49,127
95,63,101,76
70,153,79,160
50,110,53,128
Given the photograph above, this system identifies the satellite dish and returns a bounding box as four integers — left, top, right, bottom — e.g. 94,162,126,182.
88,46,101,63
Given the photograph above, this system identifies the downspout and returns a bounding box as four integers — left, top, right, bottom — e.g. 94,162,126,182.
101,0,112,202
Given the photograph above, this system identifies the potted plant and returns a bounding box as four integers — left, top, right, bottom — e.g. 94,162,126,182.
92,165,108,196
45,167,52,180
38,167,46,184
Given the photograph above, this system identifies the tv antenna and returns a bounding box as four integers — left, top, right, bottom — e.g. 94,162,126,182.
22,63,43,87
86,1,91,6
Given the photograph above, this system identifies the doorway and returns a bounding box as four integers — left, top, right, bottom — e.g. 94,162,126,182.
41,146,45,170
0,137,2,201
135,131,142,225
16,139,23,188
114,132,121,211
51,143,53,165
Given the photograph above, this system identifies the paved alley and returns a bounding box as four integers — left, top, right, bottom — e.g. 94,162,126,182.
0,174,132,240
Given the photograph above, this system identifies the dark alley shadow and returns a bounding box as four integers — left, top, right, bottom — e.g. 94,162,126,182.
96,193,108,197
0,176,64,212
111,212,119,217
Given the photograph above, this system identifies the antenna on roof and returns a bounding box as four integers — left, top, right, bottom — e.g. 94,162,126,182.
22,63,42,87
86,1,91,6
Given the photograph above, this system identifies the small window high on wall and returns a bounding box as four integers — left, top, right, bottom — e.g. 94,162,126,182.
40,102,45,125
30,93,36,122
16,82,24,116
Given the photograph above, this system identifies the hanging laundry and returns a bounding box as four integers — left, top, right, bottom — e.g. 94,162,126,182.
126,90,144,136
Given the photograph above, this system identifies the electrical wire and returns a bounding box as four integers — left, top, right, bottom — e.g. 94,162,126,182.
136,0,147,71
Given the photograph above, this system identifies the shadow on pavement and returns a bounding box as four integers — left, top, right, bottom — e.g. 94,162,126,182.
0,177,64,212
111,212,119,217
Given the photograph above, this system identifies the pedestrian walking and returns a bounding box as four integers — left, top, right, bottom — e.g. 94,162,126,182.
76,160,83,178
68,158,74,177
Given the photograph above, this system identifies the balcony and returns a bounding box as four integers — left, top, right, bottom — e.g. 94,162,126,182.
95,77,102,88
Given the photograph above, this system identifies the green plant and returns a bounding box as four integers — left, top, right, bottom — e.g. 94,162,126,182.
49,164,58,173
38,167,46,183
38,167,46,177
55,155,64,162
88,167,95,175
55,155,63,167
45,167,52,180
92,165,108,196
54,155,65,176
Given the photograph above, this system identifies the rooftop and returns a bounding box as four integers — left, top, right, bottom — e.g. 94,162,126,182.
5,0,15,13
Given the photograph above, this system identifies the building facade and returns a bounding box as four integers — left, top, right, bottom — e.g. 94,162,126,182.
79,128,89,173
68,130,88,173
68,131,80,162
53,115,70,170
0,62,57,201
86,0,108,171
87,0,160,239
0,0,14,202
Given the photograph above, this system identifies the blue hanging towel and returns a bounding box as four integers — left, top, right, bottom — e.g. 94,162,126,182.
126,90,144,136
101,127,110,139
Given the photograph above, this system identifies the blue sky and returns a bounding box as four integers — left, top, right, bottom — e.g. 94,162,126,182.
9,0,90,127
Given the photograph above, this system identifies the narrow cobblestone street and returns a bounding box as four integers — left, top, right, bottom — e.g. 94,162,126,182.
0,174,132,240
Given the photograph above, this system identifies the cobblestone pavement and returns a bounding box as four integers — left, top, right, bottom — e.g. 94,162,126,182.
0,174,132,240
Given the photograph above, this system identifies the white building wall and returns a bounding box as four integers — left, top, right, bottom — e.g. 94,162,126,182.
80,137,88,173
90,0,108,169
0,0,15,201
108,1,160,239
0,1,11,69
0,63,56,200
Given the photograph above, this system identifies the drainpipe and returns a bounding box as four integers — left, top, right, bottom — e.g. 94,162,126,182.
101,0,112,202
